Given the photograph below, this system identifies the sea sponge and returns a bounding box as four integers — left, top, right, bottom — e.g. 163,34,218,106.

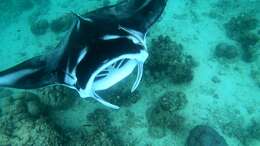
147,35,196,84
214,43,239,60
50,14,73,33
36,85,77,110
146,91,187,138
186,125,228,146
30,19,49,36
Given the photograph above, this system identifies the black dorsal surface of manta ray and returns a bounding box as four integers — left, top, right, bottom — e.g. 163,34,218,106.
0,0,167,109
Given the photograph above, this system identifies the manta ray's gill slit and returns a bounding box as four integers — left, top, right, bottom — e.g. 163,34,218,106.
94,58,130,82
95,70,109,79
114,58,128,69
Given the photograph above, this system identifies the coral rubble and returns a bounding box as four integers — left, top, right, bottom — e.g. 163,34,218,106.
36,85,77,110
0,92,64,145
146,91,187,138
84,108,124,146
87,108,112,130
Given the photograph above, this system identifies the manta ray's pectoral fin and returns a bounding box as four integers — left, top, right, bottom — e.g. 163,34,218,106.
83,0,167,32
0,54,59,89
93,92,120,109
131,62,144,92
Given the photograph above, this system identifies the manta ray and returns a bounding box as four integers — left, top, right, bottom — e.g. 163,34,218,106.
0,0,167,109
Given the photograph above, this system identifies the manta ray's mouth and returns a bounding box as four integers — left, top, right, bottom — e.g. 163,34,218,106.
92,57,144,93
90,57,143,109
94,58,130,82
92,49,148,93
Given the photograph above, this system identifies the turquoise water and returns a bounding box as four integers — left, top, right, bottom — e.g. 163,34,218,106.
0,0,259,145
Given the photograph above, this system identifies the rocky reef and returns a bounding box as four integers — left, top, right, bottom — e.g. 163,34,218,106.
224,13,259,62
0,91,65,145
147,35,196,84
186,125,228,146
146,91,187,138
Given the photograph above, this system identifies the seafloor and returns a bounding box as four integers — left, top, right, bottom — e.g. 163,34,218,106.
0,0,259,146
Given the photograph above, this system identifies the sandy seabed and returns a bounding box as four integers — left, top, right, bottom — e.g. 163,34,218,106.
0,0,259,146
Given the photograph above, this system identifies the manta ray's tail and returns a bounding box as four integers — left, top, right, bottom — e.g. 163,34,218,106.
0,54,60,89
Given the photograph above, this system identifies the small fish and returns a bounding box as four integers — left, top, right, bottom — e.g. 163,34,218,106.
0,0,167,109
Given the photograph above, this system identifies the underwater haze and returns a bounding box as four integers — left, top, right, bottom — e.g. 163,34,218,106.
0,0,259,145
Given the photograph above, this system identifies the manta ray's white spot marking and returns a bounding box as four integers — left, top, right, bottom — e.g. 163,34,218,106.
77,48,88,64
101,35,122,40
64,48,87,86
118,25,148,50
0,69,38,86
76,20,81,31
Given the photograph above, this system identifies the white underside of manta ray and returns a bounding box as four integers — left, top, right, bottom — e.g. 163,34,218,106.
0,0,167,109
65,23,149,109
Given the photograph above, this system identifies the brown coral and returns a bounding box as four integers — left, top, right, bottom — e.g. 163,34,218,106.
147,35,196,84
